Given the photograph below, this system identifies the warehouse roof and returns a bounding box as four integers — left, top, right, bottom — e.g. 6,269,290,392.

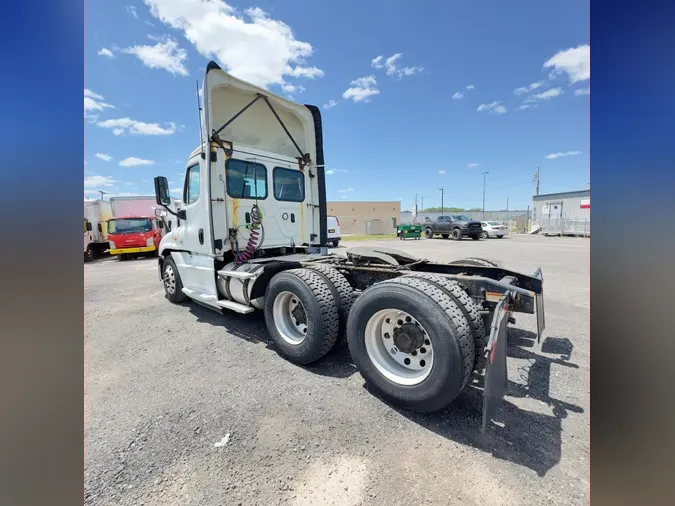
533,189,589,201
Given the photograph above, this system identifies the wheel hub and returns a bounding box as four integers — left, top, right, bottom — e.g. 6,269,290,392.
393,323,425,353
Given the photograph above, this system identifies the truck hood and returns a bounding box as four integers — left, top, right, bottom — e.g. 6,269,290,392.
202,61,320,164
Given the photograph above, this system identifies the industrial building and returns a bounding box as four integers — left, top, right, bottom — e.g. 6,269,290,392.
532,189,590,236
327,201,401,235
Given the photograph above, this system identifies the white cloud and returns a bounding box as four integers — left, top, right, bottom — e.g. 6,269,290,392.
545,151,582,160
520,87,564,109
544,44,590,84
84,89,114,111
371,52,423,78
122,35,189,76
98,48,114,58
343,75,380,103
322,99,338,110
112,192,141,197
143,1,323,89
468,163,479,168
575,87,590,96
514,81,545,95
126,6,139,18
452,92,464,100
337,188,355,193
119,157,155,167
84,175,118,187
326,169,335,175
438,170,446,175
95,153,113,162
281,82,305,94
97,117,176,136
466,84,476,90
477,101,508,114
170,188,183,195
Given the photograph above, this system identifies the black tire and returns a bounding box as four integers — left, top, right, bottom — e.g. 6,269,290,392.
264,268,339,365
451,257,503,268
403,273,488,372
332,240,340,247
441,234,449,239
347,276,474,412
118,254,127,261
480,230,489,239
424,228,433,239
306,264,354,342
496,235,504,239
162,256,188,303
471,234,480,240
451,228,463,240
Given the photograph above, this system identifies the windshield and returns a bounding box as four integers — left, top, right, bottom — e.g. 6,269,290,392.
108,218,152,234
451,215,470,221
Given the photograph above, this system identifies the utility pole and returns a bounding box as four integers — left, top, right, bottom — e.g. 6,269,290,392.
506,197,509,224
533,166,540,196
414,193,418,221
481,172,488,220
439,188,444,215
421,196,424,222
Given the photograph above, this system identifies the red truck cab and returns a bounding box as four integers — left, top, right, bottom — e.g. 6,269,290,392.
107,216,163,259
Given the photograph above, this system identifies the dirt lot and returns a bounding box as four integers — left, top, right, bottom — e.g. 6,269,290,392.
85,235,589,505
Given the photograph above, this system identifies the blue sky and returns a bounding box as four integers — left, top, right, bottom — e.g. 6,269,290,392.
85,0,589,211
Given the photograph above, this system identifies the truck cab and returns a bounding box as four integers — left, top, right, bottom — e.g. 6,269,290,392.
107,216,163,260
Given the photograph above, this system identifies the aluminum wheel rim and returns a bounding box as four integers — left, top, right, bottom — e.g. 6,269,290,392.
164,265,176,294
364,309,434,386
273,291,308,345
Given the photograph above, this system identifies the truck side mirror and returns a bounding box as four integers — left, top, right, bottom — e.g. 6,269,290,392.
158,221,164,229
86,221,92,231
154,176,171,206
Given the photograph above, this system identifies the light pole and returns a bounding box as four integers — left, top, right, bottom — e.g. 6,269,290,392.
439,188,444,215
481,172,488,220
97,189,108,201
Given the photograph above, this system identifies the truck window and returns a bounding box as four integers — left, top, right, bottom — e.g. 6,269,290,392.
184,165,200,204
273,167,304,202
226,159,268,200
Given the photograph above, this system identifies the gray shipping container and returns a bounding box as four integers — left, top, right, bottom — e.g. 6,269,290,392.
532,190,590,236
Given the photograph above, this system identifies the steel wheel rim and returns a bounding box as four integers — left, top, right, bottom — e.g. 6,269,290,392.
480,231,488,239
364,309,434,386
425,229,432,238
273,291,308,345
164,265,176,294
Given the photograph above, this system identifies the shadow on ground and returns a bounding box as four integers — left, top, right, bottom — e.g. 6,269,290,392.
385,330,583,477
186,301,582,476
187,303,358,379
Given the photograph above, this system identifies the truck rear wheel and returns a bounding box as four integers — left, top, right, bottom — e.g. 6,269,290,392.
264,269,339,365
452,228,463,240
403,272,488,372
162,257,188,303
347,276,474,412
306,264,354,342
424,228,433,239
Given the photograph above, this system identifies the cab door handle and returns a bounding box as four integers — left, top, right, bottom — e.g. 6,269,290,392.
198,229,204,245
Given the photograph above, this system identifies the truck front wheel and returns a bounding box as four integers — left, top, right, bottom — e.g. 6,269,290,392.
452,228,463,240
347,276,474,413
162,257,188,303
264,269,339,365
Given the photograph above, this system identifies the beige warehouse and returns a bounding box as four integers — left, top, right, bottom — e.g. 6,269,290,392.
327,201,401,235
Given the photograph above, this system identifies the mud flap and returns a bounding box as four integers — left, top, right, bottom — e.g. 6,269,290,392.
482,295,510,432
536,292,545,343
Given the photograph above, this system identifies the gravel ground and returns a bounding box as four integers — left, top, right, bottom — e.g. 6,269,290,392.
85,235,589,505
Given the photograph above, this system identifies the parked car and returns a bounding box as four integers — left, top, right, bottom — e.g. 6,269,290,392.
327,215,341,247
480,221,509,239
424,215,483,240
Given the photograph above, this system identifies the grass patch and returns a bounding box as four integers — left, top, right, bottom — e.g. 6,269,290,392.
342,234,398,241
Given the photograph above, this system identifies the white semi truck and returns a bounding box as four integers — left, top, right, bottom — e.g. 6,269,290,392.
152,62,546,426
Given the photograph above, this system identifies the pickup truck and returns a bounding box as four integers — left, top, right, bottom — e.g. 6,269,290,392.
424,215,484,240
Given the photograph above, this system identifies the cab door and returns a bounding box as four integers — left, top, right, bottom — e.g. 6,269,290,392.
271,165,307,246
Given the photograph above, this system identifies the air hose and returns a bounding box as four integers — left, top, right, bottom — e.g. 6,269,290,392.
234,204,263,264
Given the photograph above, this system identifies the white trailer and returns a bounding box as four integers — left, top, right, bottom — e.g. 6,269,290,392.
84,199,112,261
151,62,546,426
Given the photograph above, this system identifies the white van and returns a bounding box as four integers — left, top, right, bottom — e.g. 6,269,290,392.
327,216,341,247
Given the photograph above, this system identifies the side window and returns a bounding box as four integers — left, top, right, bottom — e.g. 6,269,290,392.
184,165,201,204
273,167,305,202
226,159,268,199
